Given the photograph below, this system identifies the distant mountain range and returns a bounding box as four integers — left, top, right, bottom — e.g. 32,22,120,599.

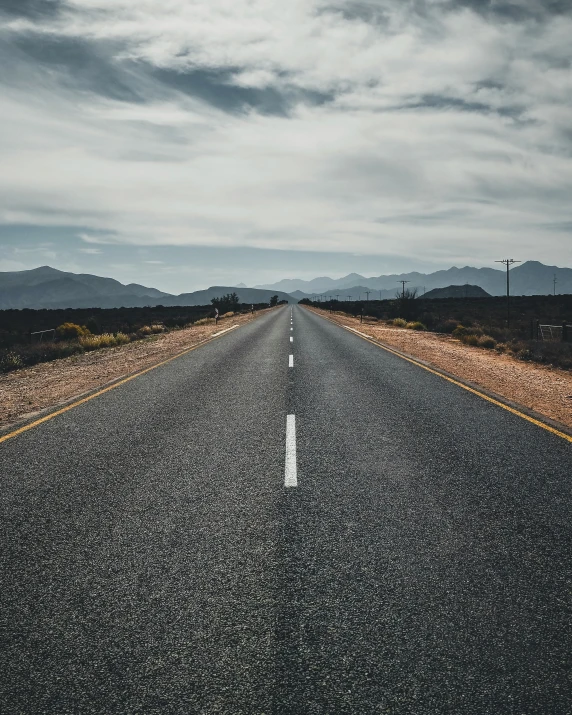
257,261,572,298
0,267,293,310
1,261,570,310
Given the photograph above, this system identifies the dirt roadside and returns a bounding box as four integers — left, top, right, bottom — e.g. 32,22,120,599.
309,307,572,432
0,309,273,431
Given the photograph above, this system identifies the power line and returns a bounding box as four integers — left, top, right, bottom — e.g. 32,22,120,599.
397,280,410,298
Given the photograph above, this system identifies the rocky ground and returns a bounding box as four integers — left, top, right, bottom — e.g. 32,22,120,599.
311,307,572,431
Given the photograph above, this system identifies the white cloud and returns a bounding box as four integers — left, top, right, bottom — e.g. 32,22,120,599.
0,0,571,268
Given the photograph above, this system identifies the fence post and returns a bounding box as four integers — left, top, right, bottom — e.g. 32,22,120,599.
563,321,568,343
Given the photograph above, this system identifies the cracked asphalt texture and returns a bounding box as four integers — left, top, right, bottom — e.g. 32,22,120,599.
1,305,571,714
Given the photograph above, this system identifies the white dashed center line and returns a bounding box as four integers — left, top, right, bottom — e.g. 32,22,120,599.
284,415,298,487
290,336,293,342
289,354,294,367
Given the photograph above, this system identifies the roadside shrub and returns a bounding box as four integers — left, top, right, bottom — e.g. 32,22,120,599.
150,324,165,333
138,325,153,336
114,332,130,345
0,342,86,372
516,347,533,361
435,319,459,334
495,342,509,354
221,311,235,318
392,318,407,327
79,332,131,351
461,334,479,346
0,351,24,372
194,317,215,326
478,335,497,349
453,324,481,338
406,321,426,331
56,322,91,339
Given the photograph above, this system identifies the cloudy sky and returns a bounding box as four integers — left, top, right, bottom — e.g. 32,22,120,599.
1,0,571,292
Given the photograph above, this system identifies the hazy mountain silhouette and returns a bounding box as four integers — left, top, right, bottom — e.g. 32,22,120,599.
0,267,170,309
0,267,292,309
258,261,572,298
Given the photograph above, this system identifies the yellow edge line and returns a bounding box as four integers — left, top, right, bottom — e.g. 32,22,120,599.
317,310,572,445
0,328,238,445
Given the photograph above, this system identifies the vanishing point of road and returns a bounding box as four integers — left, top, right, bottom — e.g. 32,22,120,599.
1,306,570,714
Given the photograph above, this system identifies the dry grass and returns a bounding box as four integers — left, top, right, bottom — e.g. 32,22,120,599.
79,332,130,351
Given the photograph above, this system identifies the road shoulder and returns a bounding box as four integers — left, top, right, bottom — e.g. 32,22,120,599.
0,309,272,433
308,307,572,434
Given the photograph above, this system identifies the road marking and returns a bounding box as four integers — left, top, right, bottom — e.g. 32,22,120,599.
284,414,298,487
290,337,293,342
0,323,247,445
212,324,239,337
290,327,293,331
289,354,294,367
329,321,572,445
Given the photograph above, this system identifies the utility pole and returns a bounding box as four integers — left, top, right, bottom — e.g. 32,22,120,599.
398,280,410,298
365,291,370,301
335,294,340,302
553,273,557,296
348,295,352,302
495,259,520,328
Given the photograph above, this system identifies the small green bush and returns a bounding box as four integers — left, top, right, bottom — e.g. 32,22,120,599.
79,332,131,351
435,319,459,334
478,335,496,349
194,317,215,326
406,321,426,331
461,334,479,346
56,322,91,339
392,318,407,327
0,351,24,372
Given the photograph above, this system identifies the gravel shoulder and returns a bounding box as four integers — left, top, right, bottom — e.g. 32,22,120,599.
0,310,270,431
310,307,572,431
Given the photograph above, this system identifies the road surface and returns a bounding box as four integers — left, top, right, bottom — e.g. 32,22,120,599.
1,305,571,714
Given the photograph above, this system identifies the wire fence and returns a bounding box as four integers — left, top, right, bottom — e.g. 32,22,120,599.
30,329,56,344
538,324,569,342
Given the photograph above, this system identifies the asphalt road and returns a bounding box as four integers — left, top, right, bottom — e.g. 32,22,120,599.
1,305,571,714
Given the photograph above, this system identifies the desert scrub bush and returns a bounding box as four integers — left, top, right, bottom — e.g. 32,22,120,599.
194,317,215,326
392,318,407,327
114,332,130,345
406,321,426,331
137,325,163,337
0,342,85,372
0,351,24,372
56,322,91,339
460,334,479,346
435,319,459,334
478,335,497,349
452,325,483,339
79,332,130,351
221,311,235,318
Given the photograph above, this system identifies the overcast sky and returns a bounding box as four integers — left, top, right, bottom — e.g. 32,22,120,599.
1,0,571,292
